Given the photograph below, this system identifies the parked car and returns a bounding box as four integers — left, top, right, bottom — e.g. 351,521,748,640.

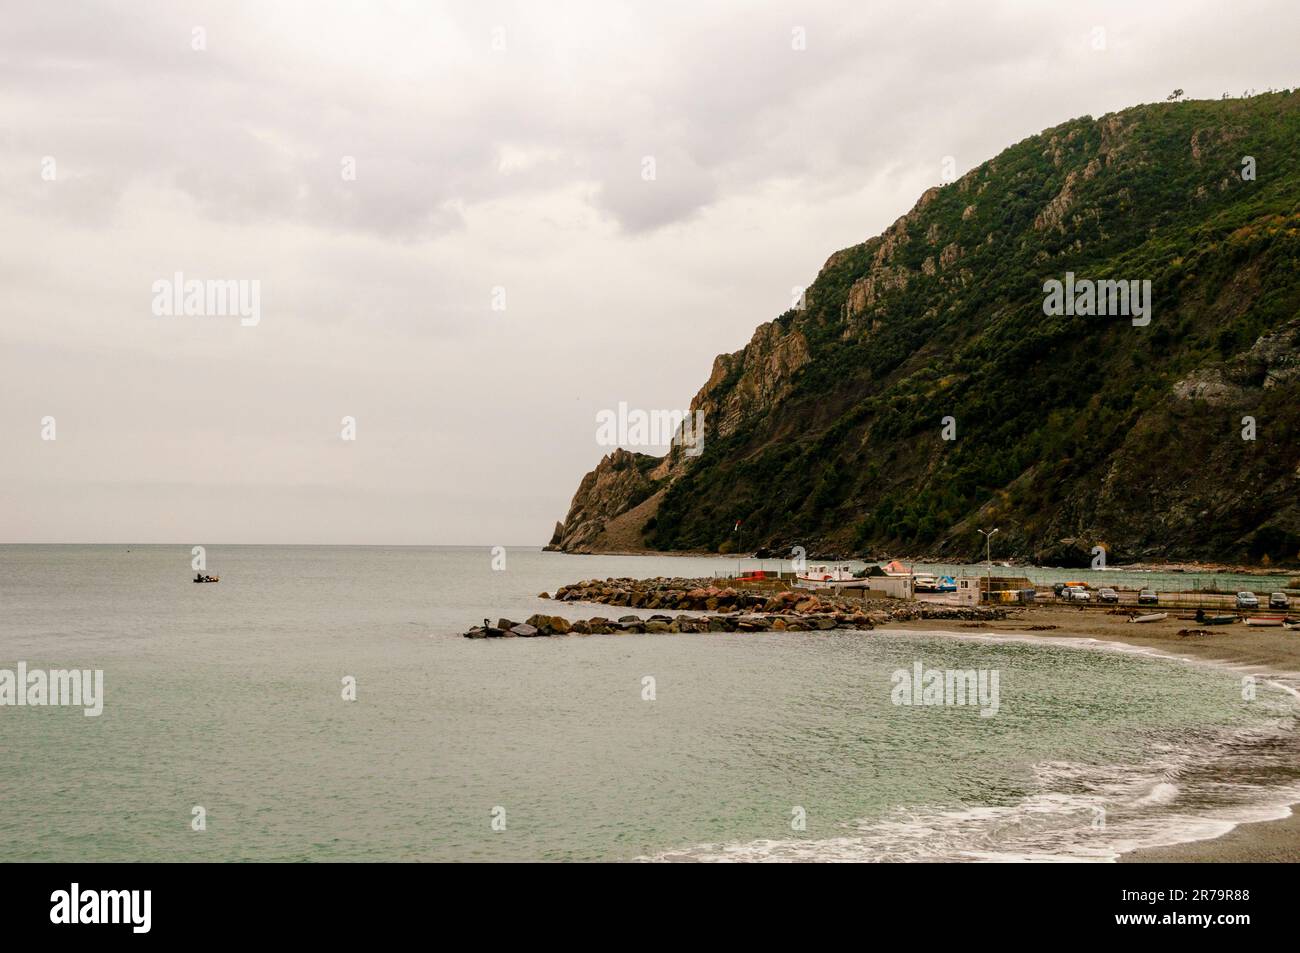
1137,589,1158,605
1236,591,1260,610
1268,592,1290,610
1097,588,1119,604
1063,586,1091,602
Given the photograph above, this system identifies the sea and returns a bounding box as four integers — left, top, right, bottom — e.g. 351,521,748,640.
2,544,1298,862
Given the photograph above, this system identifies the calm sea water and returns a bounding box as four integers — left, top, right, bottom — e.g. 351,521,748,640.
2,544,1298,862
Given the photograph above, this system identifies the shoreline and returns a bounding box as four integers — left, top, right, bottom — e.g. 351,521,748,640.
884,604,1300,862
543,549,1298,577
1117,805,1300,863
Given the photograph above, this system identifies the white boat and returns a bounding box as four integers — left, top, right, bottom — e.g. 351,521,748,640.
913,573,940,592
794,565,860,589
1244,616,1286,627
1129,612,1168,624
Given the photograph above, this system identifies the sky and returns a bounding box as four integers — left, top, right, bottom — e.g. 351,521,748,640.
3,0,1298,544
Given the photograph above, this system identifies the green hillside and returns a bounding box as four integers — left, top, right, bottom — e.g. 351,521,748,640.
556,92,1300,566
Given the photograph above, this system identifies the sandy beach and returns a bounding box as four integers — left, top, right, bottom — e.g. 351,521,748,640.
887,603,1300,862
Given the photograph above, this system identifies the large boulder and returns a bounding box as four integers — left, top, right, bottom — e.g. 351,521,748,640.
526,613,570,634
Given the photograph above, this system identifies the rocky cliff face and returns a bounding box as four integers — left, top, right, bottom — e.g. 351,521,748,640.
546,448,664,553
549,91,1300,565
688,320,812,443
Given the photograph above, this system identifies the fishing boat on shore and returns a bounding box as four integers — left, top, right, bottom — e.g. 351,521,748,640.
1129,612,1168,624
1244,616,1286,627
794,565,860,589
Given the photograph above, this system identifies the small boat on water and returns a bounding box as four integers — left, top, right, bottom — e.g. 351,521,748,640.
193,575,220,584
1244,616,1286,627
1129,612,1168,624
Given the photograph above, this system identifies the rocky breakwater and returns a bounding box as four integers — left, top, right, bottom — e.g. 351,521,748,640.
462,577,1005,638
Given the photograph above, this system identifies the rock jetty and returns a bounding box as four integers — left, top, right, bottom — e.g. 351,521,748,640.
462,577,1005,638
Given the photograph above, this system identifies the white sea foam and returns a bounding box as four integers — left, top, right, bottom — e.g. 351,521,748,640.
1135,782,1180,806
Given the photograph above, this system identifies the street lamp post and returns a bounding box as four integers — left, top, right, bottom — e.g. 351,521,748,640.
977,528,999,601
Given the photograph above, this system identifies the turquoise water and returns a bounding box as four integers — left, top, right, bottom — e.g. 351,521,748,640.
2,544,1298,862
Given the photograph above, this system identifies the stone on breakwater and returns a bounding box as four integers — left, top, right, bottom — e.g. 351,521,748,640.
524,614,572,635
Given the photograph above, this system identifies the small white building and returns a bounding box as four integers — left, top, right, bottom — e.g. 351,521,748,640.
866,574,914,600
955,576,982,606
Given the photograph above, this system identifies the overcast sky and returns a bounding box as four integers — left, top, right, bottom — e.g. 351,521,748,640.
2,0,1297,544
